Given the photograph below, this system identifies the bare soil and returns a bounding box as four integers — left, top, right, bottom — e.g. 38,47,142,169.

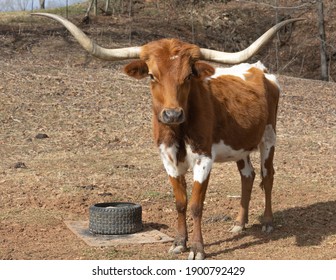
0,1,335,260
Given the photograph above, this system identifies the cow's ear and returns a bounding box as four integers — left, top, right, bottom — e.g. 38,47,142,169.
124,60,149,79
192,61,215,80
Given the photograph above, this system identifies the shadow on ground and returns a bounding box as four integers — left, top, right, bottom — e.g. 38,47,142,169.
207,200,336,258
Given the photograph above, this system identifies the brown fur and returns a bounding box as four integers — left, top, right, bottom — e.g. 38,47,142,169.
209,69,269,150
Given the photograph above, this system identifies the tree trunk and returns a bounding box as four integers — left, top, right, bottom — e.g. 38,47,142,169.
105,0,111,13
39,0,45,9
94,0,98,16
317,0,329,81
274,0,279,71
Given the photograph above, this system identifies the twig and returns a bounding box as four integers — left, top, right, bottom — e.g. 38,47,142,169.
238,0,312,10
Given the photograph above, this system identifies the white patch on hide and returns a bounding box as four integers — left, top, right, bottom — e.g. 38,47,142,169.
159,143,213,184
209,63,251,80
159,144,180,178
248,61,281,90
185,145,213,184
259,124,276,177
160,140,256,184
265,73,281,90
212,140,251,163
191,156,213,184
208,61,280,91
240,157,254,178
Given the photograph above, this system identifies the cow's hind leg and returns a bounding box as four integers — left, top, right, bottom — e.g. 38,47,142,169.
259,124,276,233
231,156,255,233
168,175,188,254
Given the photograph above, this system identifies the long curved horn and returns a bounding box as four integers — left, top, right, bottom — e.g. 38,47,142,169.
32,13,141,61
200,18,304,64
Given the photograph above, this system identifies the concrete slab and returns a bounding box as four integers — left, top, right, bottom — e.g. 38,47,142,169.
64,220,174,246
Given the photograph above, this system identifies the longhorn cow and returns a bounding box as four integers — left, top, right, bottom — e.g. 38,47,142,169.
33,13,301,260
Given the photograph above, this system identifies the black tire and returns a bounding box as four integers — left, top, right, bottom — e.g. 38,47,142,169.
89,202,142,235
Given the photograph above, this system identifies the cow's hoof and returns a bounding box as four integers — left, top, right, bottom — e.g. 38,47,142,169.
188,250,205,260
262,223,274,234
229,224,245,233
188,243,205,260
168,244,187,254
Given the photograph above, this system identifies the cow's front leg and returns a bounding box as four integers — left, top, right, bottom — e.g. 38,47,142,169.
188,156,212,260
188,175,210,260
168,175,188,254
230,156,255,233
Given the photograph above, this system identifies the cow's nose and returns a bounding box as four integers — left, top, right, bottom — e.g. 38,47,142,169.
161,108,185,124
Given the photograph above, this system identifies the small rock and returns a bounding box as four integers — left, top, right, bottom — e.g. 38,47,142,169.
77,185,97,191
205,214,232,224
155,235,162,241
98,192,113,197
14,162,27,169
35,133,49,139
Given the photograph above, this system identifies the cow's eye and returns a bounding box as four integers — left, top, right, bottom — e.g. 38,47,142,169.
149,73,156,81
185,74,193,82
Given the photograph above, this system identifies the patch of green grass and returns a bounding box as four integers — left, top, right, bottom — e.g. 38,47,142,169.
0,3,87,25
0,208,63,226
143,190,170,200
106,248,122,259
44,3,87,17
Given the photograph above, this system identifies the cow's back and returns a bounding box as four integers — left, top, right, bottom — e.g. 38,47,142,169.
207,62,279,151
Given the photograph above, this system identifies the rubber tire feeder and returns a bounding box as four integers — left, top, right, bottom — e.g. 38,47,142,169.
89,202,142,235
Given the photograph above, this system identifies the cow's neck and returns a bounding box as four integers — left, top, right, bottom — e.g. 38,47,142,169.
155,120,185,144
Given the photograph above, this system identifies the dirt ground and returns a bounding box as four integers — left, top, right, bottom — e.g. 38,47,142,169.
0,1,335,260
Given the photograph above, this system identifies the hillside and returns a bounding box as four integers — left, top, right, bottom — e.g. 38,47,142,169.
1,0,335,81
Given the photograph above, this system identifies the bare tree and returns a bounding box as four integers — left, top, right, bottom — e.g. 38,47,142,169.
83,0,96,23
317,0,329,81
16,0,30,11
39,0,45,9
105,0,111,13
83,0,113,22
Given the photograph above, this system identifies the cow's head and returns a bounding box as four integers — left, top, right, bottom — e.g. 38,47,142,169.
124,39,215,125
31,13,302,125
